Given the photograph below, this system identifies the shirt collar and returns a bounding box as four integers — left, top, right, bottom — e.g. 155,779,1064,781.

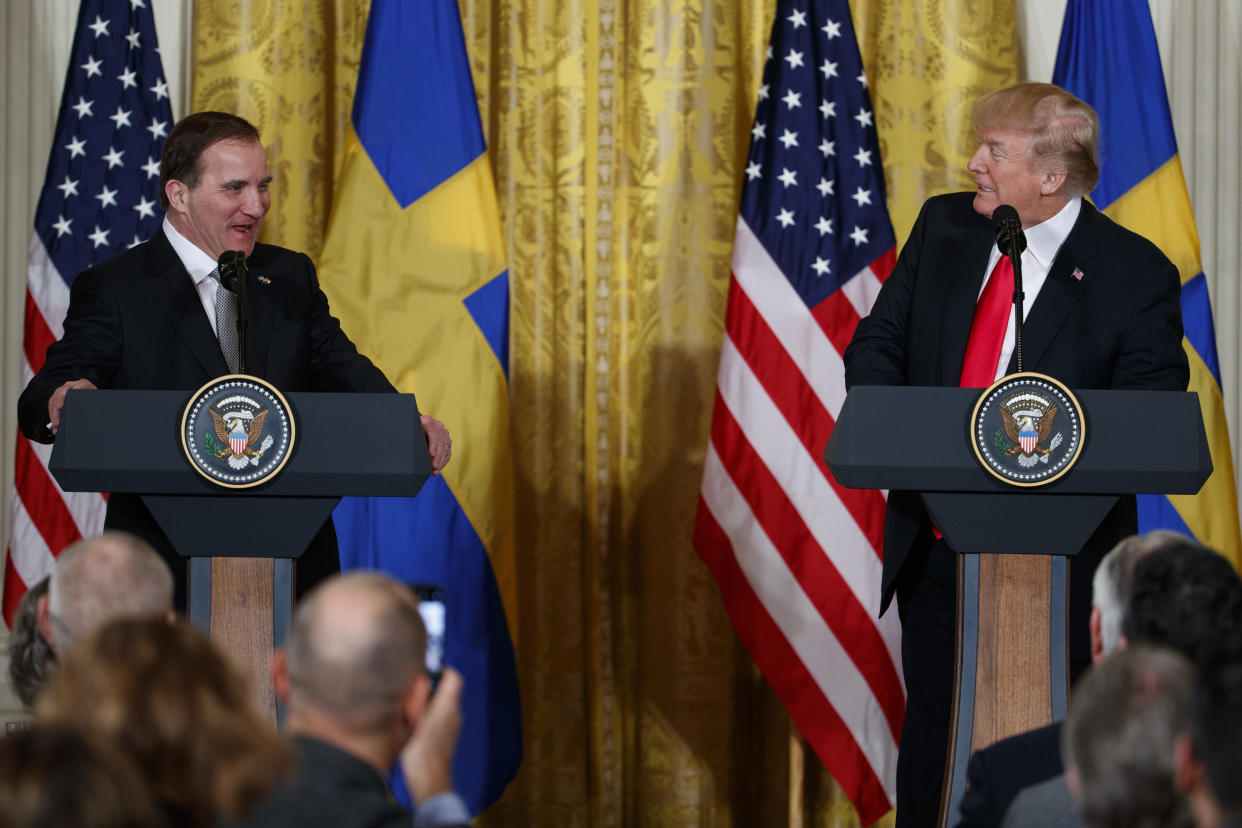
162,216,219,285
1022,197,1082,269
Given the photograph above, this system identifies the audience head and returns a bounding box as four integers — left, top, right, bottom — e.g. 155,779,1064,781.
1063,645,1195,828
1123,542,1242,668
0,723,164,828
1091,530,1203,662
279,571,429,740
6,577,55,709
36,617,292,828
41,531,173,654
1179,656,1242,827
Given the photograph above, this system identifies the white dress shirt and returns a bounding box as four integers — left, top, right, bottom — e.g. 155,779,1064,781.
978,197,1082,382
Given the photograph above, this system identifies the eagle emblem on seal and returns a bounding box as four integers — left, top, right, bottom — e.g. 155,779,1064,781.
209,406,273,469
998,392,1064,468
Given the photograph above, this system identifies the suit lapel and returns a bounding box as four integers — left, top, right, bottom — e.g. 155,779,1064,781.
243,250,274,379
1008,202,1098,373
144,229,231,377
940,217,996,384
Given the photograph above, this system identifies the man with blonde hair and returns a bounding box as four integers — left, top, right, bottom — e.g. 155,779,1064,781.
37,530,174,655
846,82,1188,825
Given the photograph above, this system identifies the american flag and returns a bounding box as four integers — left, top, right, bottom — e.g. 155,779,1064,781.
692,0,904,820
5,0,172,624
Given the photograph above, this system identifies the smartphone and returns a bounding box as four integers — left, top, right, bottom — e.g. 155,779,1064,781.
409,584,446,692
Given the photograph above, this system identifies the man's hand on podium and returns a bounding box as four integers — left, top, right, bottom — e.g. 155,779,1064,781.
48,378,97,434
421,415,452,475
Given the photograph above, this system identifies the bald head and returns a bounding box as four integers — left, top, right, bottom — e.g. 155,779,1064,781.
47,532,173,653
285,572,427,732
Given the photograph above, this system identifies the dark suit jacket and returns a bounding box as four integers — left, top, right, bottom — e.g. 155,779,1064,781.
844,192,1188,624
956,722,1063,828
226,736,471,828
17,229,395,599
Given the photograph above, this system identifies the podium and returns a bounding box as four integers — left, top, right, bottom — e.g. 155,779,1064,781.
49,388,431,721
826,385,1211,826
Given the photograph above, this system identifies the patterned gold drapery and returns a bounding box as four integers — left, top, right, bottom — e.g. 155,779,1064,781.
191,0,1015,824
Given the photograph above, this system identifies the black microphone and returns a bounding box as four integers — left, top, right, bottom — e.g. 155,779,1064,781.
992,204,1027,259
216,250,249,374
991,205,1026,373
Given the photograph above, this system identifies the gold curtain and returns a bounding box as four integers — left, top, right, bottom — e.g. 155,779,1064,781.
191,0,1016,824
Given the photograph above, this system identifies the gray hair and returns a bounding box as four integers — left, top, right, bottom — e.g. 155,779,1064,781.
1063,645,1195,828
1092,530,1199,656
285,571,426,732
47,532,173,653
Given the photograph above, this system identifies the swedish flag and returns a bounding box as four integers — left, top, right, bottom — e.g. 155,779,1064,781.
318,0,521,812
1054,0,1241,559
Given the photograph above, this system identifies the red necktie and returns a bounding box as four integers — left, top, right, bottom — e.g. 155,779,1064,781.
960,255,1015,387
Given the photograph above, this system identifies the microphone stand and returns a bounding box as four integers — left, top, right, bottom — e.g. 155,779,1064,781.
1010,246,1024,373
218,251,250,375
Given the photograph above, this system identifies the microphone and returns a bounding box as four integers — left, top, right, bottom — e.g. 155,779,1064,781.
992,204,1027,259
217,250,248,293
216,250,249,374
992,205,1026,373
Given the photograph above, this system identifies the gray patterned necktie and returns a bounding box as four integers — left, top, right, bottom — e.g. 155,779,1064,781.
213,268,240,373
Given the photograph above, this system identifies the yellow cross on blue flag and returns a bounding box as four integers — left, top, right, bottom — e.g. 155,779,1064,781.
317,0,521,813
1054,0,1242,560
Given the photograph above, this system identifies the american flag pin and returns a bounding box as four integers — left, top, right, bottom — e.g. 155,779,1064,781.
1071,267,1084,282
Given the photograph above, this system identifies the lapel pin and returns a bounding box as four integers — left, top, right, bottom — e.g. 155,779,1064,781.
1071,267,1084,282
257,275,271,286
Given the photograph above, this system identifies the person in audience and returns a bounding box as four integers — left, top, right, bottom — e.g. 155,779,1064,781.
36,531,174,654
1061,645,1195,828
957,530,1198,827
5,577,55,709
1176,655,1242,828
1003,541,1242,827
36,616,293,828
0,723,166,828
231,571,469,828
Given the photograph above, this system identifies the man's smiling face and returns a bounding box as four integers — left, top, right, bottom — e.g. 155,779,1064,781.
967,127,1047,227
166,138,271,259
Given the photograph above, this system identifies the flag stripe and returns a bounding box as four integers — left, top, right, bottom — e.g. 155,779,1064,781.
698,446,897,817
732,219,849,419
24,291,59,376
709,391,904,735
724,276,886,554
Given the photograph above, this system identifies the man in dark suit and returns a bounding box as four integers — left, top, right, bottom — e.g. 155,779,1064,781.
17,112,451,607
843,82,1188,827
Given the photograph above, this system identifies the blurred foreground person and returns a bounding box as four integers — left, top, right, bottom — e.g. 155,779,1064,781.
0,723,165,828
232,571,469,828
37,531,174,655
1178,658,1242,828
1063,645,1195,828
37,617,293,828
5,577,54,709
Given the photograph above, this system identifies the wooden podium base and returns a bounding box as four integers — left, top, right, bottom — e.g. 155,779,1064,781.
939,552,1069,826
188,557,293,725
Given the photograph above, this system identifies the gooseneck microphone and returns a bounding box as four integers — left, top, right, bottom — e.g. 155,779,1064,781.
992,205,1027,372
217,250,249,374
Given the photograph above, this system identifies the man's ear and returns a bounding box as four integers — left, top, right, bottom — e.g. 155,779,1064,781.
1089,606,1105,663
164,179,187,213
402,673,432,730
1040,170,1069,196
271,648,292,704
1174,732,1201,795
36,593,54,648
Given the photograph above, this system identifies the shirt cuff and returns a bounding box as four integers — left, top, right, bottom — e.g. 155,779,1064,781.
413,791,470,827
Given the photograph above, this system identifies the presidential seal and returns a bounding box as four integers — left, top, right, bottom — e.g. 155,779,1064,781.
180,375,295,489
970,372,1085,487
